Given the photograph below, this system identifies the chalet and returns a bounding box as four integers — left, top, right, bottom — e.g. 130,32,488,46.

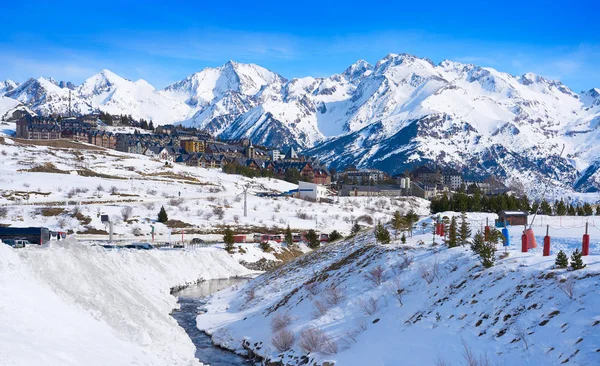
497,211,528,226
16,117,61,140
180,139,205,153
411,181,438,199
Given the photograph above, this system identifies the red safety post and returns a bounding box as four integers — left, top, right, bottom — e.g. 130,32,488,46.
181,230,185,246
521,226,528,253
543,225,550,256
484,218,490,242
582,222,590,256
440,223,445,237
526,228,537,249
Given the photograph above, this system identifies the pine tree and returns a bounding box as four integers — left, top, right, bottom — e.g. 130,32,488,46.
401,232,406,244
284,225,293,247
576,205,585,216
470,230,484,255
458,211,471,246
405,209,419,237
570,249,587,270
157,206,168,223
350,222,361,236
479,241,496,268
306,229,319,249
447,216,458,248
568,204,576,216
148,121,154,131
540,199,552,215
391,211,404,239
329,230,342,242
223,227,235,252
555,250,569,269
375,222,391,244
556,200,567,216
583,203,593,216
596,205,600,216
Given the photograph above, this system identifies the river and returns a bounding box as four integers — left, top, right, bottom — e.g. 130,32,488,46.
171,278,252,366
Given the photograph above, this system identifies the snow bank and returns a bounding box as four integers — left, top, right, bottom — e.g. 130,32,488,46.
0,240,252,365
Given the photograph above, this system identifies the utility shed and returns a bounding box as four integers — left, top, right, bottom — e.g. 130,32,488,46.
497,211,528,226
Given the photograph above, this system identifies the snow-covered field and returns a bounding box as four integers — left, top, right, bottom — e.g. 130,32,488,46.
0,239,252,366
197,213,600,366
0,128,429,243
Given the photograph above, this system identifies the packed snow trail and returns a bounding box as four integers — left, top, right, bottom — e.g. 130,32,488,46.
0,239,252,365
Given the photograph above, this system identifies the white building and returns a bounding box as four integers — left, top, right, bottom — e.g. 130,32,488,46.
270,149,283,161
298,181,328,202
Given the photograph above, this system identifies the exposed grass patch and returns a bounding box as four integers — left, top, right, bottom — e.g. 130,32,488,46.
165,219,193,228
22,162,68,174
40,207,65,216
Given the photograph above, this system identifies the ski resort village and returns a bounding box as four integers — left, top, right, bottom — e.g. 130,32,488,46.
1,4,600,364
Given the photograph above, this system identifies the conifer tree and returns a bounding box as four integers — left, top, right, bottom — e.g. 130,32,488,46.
458,211,471,246
157,206,168,223
556,200,567,216
391,211,404,239
555,250,569,269
596,205,600,216
479,241,496,268
447,216,458,248
540,199,552,215
329,230,342,242
570,249,587,270
568,204,576,216
470,230,484,255
306,229,319,249
576,205,585,216
350,222,361,237
401,232,406,244
405,209,419,237
223,227,235,252
583,203,593,216
375,222,391,244
284,225,293,247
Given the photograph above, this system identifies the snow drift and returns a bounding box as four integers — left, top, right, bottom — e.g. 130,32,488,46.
0,240,252,366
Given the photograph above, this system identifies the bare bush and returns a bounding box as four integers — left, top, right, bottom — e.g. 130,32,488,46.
96,184,104,192
72,205,82,216
324,285,345,306
356,214,374,225
418,259,440,284
357,297,379,316
212,206,225,220
392,254,413,274
312,300,328,318
557,276,576,300
169,198,184,207
208,187,222,193
512,322,529,350
245,287,256,303
143,202,155,210
109,186,118,194
131,226,142,236
364,265,385,287
0,207,8,219
146,189,157,195
296,211,313,220
462,339,493,366
305,282,319,296
298,327,337,355
57,217,68,229
121,206,133,221
233,215,240,224
387,278,405,306
271,312,293,333
272,328,295,352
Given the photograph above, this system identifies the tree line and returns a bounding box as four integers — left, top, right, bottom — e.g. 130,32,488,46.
430,190,599,216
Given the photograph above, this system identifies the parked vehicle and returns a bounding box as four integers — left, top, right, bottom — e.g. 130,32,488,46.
125,243,154,250
0,227,50,245
2,239,30,248
191,238,204,244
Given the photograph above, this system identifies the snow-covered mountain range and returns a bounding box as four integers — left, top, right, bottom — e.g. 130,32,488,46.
2,54,600,194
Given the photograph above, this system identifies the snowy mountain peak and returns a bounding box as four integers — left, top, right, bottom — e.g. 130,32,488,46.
581,88,600,108
0,79,19,94
342,59,373,81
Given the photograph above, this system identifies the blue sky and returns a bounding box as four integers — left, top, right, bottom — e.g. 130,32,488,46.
1,0,599,92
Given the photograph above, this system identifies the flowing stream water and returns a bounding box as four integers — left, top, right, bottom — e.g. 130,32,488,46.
171,278,251,366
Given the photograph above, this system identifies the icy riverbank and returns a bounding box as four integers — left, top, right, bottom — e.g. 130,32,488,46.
0,239,253,365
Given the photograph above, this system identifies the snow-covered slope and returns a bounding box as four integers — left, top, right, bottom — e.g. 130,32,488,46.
197,216,600,366
0,239,251,366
